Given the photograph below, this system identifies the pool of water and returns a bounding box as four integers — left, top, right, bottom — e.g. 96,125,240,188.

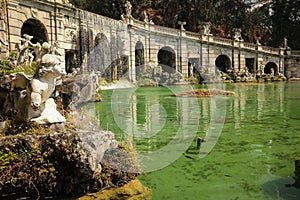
95,82,300,200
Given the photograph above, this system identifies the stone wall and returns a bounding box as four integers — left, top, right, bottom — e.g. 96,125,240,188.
0,0,297,81
286,58,300,78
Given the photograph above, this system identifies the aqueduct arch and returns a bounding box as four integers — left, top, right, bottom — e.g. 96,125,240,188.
21,18,48,44
264,62,278,75
158,46,176,72
0,0,290,82
215,55,231,73
93,33,109,73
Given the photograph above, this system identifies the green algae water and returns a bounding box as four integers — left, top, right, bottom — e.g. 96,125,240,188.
96,82,300,200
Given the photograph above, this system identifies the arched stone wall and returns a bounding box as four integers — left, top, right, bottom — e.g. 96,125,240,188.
215,55,231,73
264,62,278,75
0,0,291,81
158,46,176,72
21,18,48,44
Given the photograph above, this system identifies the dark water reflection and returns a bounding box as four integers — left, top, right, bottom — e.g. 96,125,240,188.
96,82,300,200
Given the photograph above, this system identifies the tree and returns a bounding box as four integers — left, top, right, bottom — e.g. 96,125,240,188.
271,0,300,49
68,0,300,49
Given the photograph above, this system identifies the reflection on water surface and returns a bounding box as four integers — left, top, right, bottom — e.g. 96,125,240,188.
96,82,300,200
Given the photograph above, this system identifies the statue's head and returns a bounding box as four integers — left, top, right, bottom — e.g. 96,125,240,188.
37,54,66,78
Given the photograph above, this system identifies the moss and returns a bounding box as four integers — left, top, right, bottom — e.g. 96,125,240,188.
3,120,48,136
77,179,152,200
0,127,140,199
0,136,57,198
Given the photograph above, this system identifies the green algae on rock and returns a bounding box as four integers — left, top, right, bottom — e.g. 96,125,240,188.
77,179,152,200
0,129,140,199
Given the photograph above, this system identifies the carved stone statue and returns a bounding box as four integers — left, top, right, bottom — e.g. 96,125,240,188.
233,28,243,41
0,41,67,124
125,1,132,18
16,34,36,67
121,1,133,23
28,53,66,124
143,10,149,23
201,22,211,35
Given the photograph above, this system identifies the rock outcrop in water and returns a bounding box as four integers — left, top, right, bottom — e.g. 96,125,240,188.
176,89,236,97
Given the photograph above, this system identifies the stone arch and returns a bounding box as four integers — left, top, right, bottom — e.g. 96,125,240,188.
158,46,176,72
215,54,231,73
264,62,278,75
21,18,48,44
135,41,144,77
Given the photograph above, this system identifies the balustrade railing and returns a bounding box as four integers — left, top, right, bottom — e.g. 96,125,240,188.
185,31,200,39
132,18,145,28
243,42,256,50
130,18,283,56
212,36,232,45
152,25,180,36
291,51,300,57
261,46,279,54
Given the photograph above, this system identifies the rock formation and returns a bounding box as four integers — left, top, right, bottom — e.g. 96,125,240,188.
0,34,146,199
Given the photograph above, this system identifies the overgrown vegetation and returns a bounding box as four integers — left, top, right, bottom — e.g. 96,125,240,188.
0,128,140,199
0,51,36,76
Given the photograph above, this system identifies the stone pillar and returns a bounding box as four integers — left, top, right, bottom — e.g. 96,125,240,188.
0,0,9,58
232,49,240,72
128,29,136,82
6,0,22,51
180,33,188,76
148,38,157,64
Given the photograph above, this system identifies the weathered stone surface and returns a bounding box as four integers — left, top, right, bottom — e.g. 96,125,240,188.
136,64,185,86
0,128,139,199
59,73,100,110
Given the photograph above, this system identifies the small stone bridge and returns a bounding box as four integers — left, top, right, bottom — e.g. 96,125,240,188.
0,0,299,81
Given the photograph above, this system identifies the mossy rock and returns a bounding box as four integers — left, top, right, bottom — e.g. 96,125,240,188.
0,128,139,199
78,179,152,200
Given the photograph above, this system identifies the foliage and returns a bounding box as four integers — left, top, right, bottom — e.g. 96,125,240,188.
0,137,57,198
271,0,300,49
0,58,36,76
0,129,140,199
